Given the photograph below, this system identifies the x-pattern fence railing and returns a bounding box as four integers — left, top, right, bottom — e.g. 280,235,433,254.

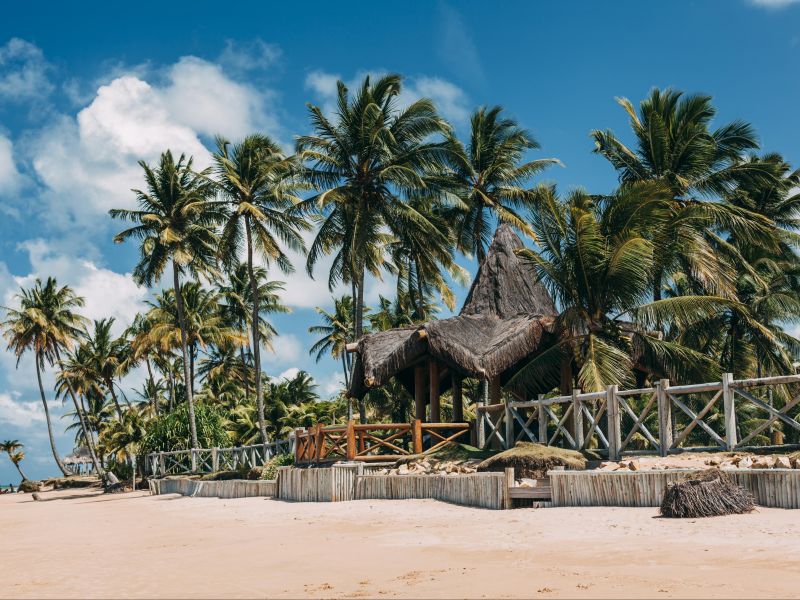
476,373,800,459
146,439,293,477
294,420,471,464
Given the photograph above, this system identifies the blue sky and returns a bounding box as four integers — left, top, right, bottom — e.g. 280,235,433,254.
1,0,799,481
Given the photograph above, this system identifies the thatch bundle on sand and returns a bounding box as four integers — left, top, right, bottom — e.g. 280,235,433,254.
660,470,755,518
477,442,586,479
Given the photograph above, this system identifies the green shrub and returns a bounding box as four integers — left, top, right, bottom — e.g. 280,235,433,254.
261,453,294,480
141,404,230,454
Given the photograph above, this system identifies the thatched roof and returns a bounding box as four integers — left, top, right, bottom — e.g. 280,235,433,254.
349,225,558,398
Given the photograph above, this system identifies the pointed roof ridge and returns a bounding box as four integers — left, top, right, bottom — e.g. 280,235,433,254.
460,223,556,319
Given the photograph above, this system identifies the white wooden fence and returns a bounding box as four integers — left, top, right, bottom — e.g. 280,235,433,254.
476,373,800,459
145,439,293,477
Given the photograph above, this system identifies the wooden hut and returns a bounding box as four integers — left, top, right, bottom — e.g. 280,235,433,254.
347,224,558,422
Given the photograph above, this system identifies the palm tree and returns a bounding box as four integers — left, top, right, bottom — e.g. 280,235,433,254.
309,295,356,420
442,106,559,263
79,318,128,418
146,283,246,392
511,183,734,393
591,88,775,300
217,262,288,405
2,278,89,476
125,313,161,414
214,134,308,445
110,151,222,448
1,440,28,482
297,73,451,344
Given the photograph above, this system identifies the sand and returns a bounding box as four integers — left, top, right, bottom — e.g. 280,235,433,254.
1,488,799,599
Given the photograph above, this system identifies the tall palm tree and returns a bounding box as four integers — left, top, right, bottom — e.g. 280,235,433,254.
591,88,775,300
110,151,222,449
1,440,28,482
511,183,735,393
79,318,128,418
2,278,89,477
214,134,308,445
124,313,161,414
297,73,451,344
442,106,559,263
309,295,355,419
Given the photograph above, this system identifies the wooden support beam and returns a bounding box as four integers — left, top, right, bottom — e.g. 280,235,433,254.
414,365,426,421
412,419,423,454
489,377,502,405
606,385,621,461
429,360,441,423
452,375,463,423
722,372,738,450
657,379,673,456
346,420,356,460
572,389,584,450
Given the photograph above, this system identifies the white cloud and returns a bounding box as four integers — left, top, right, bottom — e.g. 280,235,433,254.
304,70,471,126
319,371,345,397
264,333,303,366
0,392,43,428
0,134,22,192
160,56,278,140
28,55,279,233
0,38,53,101
749,0,800,6
276,367,300,381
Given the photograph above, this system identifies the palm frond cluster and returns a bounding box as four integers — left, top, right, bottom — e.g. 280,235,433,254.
2,78,799,480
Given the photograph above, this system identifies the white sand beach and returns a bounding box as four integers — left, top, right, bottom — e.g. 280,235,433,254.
1,489,798,599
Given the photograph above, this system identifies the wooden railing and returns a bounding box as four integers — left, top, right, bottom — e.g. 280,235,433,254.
146,439,293,477
294,420,471,464
477,372,800,459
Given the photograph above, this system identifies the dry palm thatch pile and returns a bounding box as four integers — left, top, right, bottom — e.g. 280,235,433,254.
660,470,755,518
476,442,586,479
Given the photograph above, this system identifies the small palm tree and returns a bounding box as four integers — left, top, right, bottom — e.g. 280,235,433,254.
1,440,28,482
2,278,89,476
442,106,559,263
214,134,308,445
297,73,451,343
111,150,222,449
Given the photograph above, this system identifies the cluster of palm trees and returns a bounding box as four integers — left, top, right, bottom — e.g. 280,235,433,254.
3,75,799,480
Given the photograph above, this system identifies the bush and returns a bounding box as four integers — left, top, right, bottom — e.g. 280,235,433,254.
141,404,230,454
261,453,294,480
19,479,40,493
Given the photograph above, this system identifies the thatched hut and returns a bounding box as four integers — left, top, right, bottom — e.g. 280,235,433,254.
347,224,558,422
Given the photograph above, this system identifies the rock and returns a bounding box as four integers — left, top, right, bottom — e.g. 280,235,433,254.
628,461,640,471
752,457,774,469
775,456,792,469
706,458,721,466
31,492,41,501
397,464,409,475
18,480,40,493
737,457,753,469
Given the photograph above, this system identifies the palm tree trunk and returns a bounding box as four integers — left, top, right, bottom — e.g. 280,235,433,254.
145,358,158,416
189,345,196,395
54,347,106,480
173,262,199,449
35,355,69,477
12,460,27,482
106,378,124,419
245,216,269,445
342,354,353,421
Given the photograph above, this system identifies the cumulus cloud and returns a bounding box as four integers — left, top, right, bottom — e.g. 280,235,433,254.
264,333,303,366
28,55,279,233
0,392,43,428
0,38,53,102
304,69,471,126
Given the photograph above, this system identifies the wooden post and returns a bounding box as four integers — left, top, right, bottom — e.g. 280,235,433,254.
572,389,584,450
476,408,486,449
452,375,463,423
429,360,440,423
504,401,514,450
538,394,547,444
657,379,673,457
489,377,501,405
346,420,356,460
412,419,423,454
722,372,738,450
159,452,165,476
211,447,219,472
190,449,197,472
606,385,621,461
315,424,324,463
503,467,514,510
414,365,426,421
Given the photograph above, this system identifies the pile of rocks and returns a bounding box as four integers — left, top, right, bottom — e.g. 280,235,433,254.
595,453,799,472
373,457,483,476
